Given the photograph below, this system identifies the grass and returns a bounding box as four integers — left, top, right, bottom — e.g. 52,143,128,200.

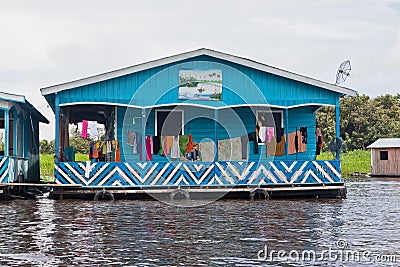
40,153,89,182
316,149,371,177
40,150,371,181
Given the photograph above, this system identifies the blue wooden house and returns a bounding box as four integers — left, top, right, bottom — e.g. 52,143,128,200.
0,91,49,184
41,48,356,199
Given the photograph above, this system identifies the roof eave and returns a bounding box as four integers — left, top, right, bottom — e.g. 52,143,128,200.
40,48,358,97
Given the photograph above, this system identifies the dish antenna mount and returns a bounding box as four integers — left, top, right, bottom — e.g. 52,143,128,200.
335,60,351,85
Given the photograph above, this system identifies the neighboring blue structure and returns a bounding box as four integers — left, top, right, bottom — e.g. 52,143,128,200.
0,91,49,183
41,48,356,198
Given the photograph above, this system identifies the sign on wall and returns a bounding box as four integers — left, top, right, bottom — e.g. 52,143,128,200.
178,70,222,100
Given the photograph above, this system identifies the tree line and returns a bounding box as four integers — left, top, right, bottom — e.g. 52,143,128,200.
317,94,400,152
40,130,90,154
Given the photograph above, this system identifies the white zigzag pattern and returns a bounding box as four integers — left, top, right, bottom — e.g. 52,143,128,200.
54,161,339,186
0,157,8,183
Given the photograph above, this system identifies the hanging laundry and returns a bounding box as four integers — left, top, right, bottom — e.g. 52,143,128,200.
88,121,98,138
81,120,88,139
106,141,112,154
199,141,215,162
92,142,99,159
218,139,232,161
89,141,95,159
259,126,267,143
146,136,153,161
255,121,262,142
179,135,189,155
276,128,284,143
170,136,180,159
115,146,121,162
127,130,138,154
267,135,286,157
159,136,165,156
112,140,119,150
288,131,307,154
240,132,259,159
166,136,173,155
102,143,107,155
153,136,161,155
186,134,193,153
275,135,286,156
230,137,242,161
316,127,324,155
266,127,275,143
300,127,308,144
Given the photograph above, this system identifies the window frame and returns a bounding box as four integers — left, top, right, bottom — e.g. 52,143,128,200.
380,150,389,161
154,109,184,136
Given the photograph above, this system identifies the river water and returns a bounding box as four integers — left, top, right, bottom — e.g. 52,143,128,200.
0,178,399,266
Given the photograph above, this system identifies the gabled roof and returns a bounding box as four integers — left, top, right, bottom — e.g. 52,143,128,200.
0,91,25,103
367,138,400,149
0,91,49,124
41,48,357,97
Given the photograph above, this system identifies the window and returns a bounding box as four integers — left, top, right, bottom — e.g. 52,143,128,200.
256,110,283,128
380,150,388,161
255,110,283,144
155,110,184,136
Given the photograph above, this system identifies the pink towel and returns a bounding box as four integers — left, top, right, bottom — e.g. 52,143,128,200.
146,136,153,161
267,127,275,143
81,120,88,139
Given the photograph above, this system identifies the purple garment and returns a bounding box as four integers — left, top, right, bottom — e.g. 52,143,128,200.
146,136,152,161
267,127,275,143
81,120,88,139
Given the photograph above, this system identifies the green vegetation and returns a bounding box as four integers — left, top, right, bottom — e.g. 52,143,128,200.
317,94,400,152
317,150,371,177
40,153,89,181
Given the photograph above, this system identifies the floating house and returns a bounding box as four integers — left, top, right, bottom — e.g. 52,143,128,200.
367,138,400,177
41,48,357,200
0,91,49,184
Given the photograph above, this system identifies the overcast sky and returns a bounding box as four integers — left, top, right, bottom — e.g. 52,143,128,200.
1,0,399,140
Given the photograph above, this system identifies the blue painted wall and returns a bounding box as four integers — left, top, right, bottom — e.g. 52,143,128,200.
53,55,341,109
117,106,318,162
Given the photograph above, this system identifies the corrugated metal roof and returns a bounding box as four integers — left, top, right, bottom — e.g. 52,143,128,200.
367,138,400,148
0,91,49,123
41,48,358,97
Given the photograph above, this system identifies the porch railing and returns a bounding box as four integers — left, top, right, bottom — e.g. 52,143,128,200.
54,160,341,187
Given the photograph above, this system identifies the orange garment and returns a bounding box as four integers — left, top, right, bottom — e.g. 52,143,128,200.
165,136,173,154
186,134,193,152
288,131,307,154
266,135,286,156
275,135,286,156
92,142,99,158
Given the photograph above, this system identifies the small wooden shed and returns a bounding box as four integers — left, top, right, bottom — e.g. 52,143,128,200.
367,138,400,176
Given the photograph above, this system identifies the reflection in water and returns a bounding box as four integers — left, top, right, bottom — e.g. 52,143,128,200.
0,179,399,266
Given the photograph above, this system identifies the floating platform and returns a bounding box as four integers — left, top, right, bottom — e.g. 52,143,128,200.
0,182,346,201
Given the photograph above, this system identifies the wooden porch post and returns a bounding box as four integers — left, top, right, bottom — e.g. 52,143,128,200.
335,98,341,160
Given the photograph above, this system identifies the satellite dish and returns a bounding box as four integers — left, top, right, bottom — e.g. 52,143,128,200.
335,60,351,85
